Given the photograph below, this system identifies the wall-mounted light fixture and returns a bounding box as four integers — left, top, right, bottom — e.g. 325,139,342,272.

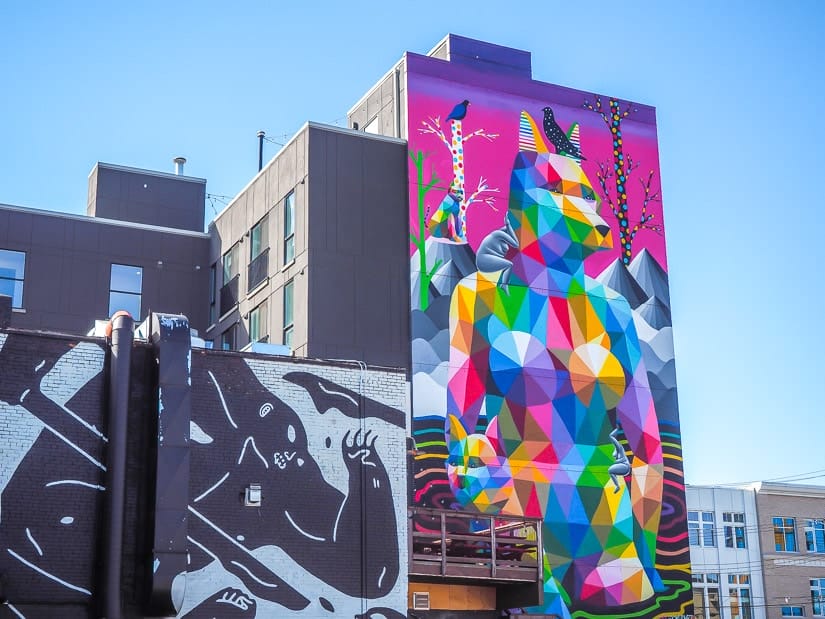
244,484,262,507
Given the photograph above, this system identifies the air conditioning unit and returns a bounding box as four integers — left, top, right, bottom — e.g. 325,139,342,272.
412,591,430,611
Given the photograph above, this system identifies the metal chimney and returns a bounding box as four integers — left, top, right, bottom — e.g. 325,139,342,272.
173,157,187,175
257,131,265,172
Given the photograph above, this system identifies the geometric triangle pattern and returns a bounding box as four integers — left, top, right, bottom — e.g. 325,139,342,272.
445,111,665,615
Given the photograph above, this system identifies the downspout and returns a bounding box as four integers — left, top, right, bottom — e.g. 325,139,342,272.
102,311,135,619
147,313,191,616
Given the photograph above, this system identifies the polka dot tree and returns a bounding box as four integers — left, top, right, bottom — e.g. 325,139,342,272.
583,97,661,265
418,113,500,244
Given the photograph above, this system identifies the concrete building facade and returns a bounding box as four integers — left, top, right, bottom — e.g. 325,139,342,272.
205,123,410,368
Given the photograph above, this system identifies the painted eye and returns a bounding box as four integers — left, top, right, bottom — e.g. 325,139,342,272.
582,187,597,202
467,456,484,468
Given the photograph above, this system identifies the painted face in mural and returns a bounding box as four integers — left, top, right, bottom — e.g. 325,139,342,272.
445,111,665,617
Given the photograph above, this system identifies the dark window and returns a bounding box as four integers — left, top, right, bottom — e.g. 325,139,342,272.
109,264,142,319
221,324,237,351
283,279,294,348
724,512,747,549
0,249,26,308
250,215,269,261
222,243,240,285
248,216,269,292
220,244,240,315
209,263,217,324
812,578,825,616
249,300,268,344
689,511,716,547
807,520,825,553
284,191,295,264
775,517,797,552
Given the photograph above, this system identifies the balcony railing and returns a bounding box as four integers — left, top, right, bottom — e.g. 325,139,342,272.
247,249,269,292
409,506,542,583
219,275,239,317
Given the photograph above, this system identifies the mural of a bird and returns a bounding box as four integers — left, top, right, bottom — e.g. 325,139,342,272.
446,100,470,122
542,106,585,160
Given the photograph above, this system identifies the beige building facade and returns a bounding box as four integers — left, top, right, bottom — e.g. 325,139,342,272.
754,482,825,619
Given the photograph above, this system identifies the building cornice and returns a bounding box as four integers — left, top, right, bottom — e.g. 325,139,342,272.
0,201,209,238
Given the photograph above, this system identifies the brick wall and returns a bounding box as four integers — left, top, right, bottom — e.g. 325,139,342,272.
0,331,107,617
0,327,409,618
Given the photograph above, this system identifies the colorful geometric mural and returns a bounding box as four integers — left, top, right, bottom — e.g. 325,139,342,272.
407,45,690,619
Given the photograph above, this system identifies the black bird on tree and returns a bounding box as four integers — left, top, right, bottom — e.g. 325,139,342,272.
542,105,586,160
446,99,470,122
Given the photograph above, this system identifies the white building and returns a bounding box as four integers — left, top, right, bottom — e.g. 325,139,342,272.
687,485,767,619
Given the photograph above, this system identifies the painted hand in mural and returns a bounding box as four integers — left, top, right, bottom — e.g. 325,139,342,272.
475,214,518,292
445,111,664,617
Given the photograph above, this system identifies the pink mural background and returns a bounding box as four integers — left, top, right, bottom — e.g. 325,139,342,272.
407,79,667,276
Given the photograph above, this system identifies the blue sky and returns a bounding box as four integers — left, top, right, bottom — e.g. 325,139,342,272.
2,1,823,486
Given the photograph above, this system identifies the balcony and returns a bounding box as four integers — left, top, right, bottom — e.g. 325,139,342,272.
219,275,239,316
247,248,269,292
409,506,542,583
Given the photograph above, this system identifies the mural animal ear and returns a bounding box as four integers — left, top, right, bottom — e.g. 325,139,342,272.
518,111,550,154
447,414,469,443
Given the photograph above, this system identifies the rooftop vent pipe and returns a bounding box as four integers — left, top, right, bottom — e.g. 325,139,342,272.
173,157,186,175
257,131,265,172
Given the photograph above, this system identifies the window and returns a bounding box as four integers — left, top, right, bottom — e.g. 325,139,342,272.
782,607,805,617
724,512,747,549
250,215,269,261
775,517,798,552
807,520,825,553
812,578,825,616
220,244,241,315
689,511,716,547
108,264,143,319
728,574,751,619
221,324,237,351
222,243,240,285
248,216,269,292
249,300,268,344
693,573,720,619
0,249,26,308
283,279,294,348
209,264,217,324
284,191,295,264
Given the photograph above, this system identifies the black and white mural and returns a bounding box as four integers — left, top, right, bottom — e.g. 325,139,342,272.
177,354,409,618
0,332,107,616
0,329,408,618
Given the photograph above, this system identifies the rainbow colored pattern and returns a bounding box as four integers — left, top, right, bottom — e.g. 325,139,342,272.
446,112,665,616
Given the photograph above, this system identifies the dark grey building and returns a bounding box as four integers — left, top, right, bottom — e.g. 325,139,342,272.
0,126,409,368
206,122,409,368
0,162,210,334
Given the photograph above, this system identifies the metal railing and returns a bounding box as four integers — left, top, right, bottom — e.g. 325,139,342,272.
247,249,269,292
409,506,542,582
219,275,239,316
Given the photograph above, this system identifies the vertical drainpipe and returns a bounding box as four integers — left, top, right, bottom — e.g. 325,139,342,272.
102,311,135,619
393,65,401,138
147,313,191,616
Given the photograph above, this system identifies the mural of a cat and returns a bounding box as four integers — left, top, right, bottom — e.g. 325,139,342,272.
445,111,664,617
